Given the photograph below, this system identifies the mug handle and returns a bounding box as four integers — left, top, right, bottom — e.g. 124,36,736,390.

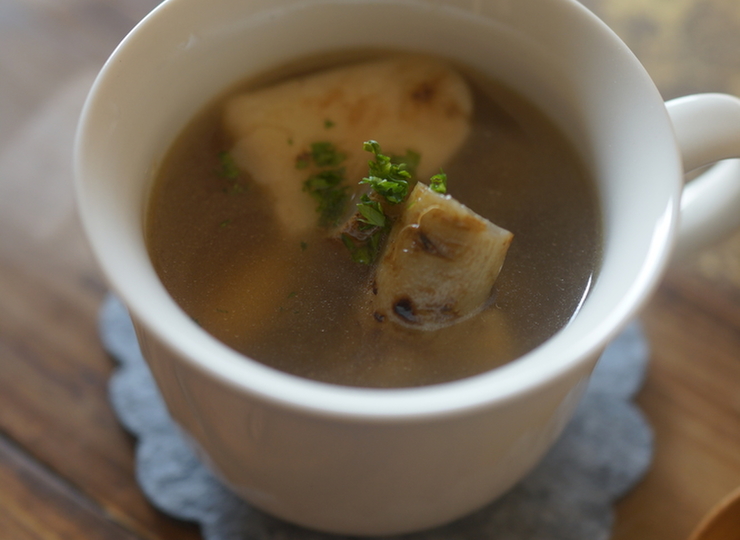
666,93,740,260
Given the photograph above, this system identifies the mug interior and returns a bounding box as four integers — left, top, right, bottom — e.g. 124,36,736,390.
75,0,681,418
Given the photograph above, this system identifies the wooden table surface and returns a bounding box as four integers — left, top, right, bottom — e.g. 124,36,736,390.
0,0,738,538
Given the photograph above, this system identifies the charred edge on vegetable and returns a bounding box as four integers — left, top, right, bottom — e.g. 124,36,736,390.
392,297,418,323
417,231,439,255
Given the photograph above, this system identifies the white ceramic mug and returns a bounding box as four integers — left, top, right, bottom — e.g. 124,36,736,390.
74,0,740,535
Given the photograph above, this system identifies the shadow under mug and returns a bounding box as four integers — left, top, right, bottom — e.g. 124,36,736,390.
74,0,740,535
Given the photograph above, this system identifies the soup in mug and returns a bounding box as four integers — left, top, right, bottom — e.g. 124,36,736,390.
146,53,602,388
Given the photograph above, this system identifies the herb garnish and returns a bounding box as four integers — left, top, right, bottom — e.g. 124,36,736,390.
298,141,350,227
390,149,421,176
304,167,344,191
341,142,450,265
341,231,383,265
324,119,335,129
303,168,349,227
343,192,388,264
361,140,412,204
217,151,249,194
339,141,420,265
311,141,346,167
217,151,240,179
430,169,447,194
356,194,386,228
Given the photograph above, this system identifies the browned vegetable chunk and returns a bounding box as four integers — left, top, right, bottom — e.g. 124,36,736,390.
372,182,513,330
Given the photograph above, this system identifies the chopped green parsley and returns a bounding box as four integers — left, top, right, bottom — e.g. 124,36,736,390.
310,141,346,167
356,194,386,228
217,151,240,179
342,141,451,265
361,140,412,204
390,149,421,176
303,167,344,191
216,151,249,194
341,232,383,265
297,141,350,227
339,140,421,265
430,169,448,194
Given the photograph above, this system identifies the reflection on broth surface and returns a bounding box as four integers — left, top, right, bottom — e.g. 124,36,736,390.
146,53,602,388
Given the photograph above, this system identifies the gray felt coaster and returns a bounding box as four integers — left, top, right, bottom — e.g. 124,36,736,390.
100,294,653,540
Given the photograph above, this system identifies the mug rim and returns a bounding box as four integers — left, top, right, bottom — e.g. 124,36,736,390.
74,0,681,421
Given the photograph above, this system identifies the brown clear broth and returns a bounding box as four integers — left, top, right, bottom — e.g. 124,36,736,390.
146,53,602,388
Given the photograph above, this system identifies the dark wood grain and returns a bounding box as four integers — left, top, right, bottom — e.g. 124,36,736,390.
0,1,200,538
0,235,201,540
0,433,140,540
0,1,739,539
